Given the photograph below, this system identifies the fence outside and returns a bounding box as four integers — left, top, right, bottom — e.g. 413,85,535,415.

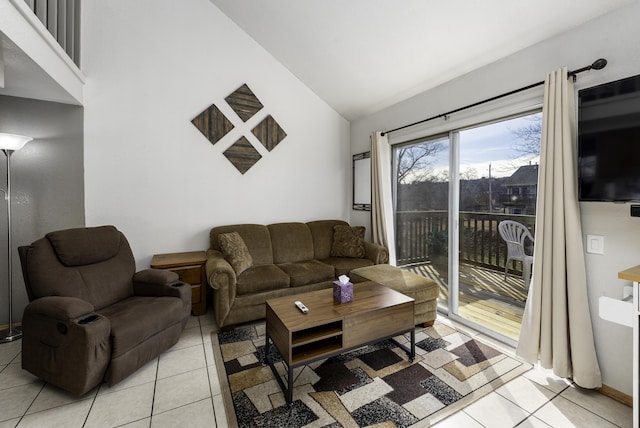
396,211,536,274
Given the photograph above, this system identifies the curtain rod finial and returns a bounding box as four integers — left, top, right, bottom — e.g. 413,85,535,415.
592,58,607,70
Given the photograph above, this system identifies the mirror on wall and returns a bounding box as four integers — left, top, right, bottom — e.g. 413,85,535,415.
353,151,371,211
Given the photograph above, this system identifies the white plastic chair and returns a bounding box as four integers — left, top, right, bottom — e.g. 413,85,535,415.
498,220,534,290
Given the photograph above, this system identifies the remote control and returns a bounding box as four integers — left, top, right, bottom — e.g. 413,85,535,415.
294,300,309,313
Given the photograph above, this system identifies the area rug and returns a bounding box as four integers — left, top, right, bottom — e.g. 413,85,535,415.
212,320,531,427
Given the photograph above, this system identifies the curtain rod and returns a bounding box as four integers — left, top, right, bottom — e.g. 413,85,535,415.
381,58,608,136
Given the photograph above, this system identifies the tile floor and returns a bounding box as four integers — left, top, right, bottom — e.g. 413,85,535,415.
0,312,633,427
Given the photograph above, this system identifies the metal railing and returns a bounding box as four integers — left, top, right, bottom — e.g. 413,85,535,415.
22,0,80,66
396,210,536,274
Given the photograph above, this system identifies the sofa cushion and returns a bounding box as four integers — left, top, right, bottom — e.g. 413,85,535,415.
97,295,183,358
218,232,253,275
320,257,374,277
236,265,290,295
268,223,314,263
276,260,335,287
210,224,274,266
331,225,365,258
307,220,349,260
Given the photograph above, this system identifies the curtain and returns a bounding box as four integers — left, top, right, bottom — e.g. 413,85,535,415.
516,67,601,389
370,131,396,265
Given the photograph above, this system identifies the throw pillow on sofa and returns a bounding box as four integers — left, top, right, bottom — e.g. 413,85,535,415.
331,225,365,258
218,232,253,275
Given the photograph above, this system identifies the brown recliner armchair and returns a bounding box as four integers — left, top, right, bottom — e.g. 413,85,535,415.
18,225,191,396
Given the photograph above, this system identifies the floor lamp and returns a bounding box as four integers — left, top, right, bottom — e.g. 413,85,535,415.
0,133,32,343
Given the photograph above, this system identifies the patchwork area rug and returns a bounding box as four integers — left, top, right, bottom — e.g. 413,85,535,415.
212,321,531,427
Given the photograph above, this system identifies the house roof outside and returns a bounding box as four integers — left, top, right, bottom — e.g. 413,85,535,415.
506,164,539,187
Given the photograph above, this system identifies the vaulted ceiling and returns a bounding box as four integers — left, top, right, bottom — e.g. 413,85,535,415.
0,1,631,118
211,0,631,120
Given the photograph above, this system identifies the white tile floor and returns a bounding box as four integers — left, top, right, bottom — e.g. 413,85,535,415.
0,312,633,428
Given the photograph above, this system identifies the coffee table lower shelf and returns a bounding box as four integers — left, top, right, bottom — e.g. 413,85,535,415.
264,328,415,405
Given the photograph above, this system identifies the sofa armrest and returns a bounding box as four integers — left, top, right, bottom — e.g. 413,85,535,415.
206,249,237,327
364,241,389,264
22,296,112,395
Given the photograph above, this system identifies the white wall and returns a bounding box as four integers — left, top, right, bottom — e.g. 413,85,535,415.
351,3,640,395
82,0,350,268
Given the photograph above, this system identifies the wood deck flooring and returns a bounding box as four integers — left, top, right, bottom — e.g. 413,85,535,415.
403,262,527,341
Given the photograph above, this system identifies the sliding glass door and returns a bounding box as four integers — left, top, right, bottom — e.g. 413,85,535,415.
394,112,541,343
395,135,450,308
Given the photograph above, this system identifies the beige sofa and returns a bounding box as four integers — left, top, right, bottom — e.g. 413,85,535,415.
206,220,388,328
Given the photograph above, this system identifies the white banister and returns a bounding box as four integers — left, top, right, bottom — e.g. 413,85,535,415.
23,0,80,66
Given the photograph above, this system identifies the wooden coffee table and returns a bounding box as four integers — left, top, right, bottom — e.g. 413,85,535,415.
265,281,415,404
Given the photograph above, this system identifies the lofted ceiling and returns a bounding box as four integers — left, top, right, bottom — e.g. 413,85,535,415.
210,0,631,120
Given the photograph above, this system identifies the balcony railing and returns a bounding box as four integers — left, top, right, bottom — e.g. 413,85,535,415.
396,211,536,274
22,0,80,66
499,194,536,206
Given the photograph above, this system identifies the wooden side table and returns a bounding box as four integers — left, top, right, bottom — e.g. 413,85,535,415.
151,251,207,316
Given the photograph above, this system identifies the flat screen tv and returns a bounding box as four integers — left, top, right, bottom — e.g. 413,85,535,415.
578,73,640,202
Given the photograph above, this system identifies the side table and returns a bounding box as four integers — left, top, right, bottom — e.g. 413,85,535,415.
151,251,207,316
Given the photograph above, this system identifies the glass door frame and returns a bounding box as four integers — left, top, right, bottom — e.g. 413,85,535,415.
437,129,521,347
390,96,543,347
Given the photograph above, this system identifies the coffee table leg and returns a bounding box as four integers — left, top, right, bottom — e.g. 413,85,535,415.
287,364,294,405
264,334,270,365
410,329,415,362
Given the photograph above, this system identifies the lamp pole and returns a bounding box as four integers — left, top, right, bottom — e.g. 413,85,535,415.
0,133,32,343
0,149,19,342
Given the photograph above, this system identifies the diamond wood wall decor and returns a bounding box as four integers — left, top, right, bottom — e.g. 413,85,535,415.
225,84,264,122
223,136,262,174
191,104,234,145
252,115,287,151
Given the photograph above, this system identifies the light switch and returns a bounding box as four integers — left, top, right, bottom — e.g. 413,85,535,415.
586,234,604,255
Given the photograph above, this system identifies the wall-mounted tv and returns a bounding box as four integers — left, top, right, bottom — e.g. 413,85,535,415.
578,73,640,202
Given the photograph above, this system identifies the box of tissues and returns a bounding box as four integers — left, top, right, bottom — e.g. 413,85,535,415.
333,275,353,304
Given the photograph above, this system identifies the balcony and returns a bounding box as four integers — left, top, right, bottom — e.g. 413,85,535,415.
396,210,535,340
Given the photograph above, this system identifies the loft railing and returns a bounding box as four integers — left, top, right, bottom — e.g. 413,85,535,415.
396,210,536,274
21,0,80,66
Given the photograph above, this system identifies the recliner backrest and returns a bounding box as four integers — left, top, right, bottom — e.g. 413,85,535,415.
21,225,136,310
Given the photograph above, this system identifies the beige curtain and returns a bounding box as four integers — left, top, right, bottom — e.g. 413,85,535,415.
371,131,396,265
516,68,601,389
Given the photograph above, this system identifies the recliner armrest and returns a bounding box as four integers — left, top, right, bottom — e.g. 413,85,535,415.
22,296,112,396
133,269,191,322
26,296,95,320
133,279,191,300
364,242,389,265
133,268,179,286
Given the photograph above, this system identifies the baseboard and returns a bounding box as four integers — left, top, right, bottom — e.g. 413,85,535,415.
0,322,21,330
600,384,632,407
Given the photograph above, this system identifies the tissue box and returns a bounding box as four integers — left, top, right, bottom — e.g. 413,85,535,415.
333,281,353,304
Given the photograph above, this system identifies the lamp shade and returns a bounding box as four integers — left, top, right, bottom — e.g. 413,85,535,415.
0,133,33,151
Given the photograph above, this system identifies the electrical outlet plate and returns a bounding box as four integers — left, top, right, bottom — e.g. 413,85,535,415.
586,234,604,255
